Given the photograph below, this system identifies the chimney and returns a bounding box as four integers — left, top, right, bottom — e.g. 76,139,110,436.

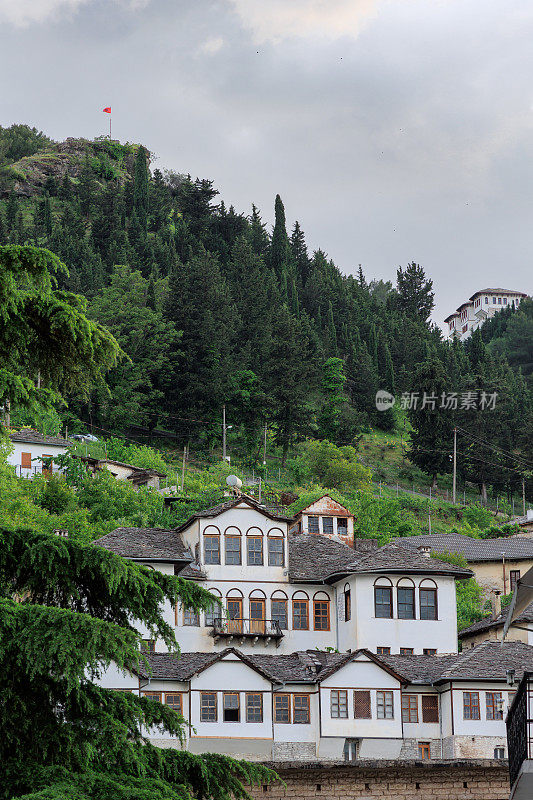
417,545,431,559
491,590,502,619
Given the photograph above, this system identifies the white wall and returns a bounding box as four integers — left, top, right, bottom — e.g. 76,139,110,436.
8,441,68,477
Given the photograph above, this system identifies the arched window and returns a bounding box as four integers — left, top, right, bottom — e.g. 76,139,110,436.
267,528,285,567
419,579,438,620
396,577,415,620
203,525,221,565
226,588,243,632
374,577,393,619
343,583,351,622
205,588,222,627
246,528,264,566
292,590,309,631
313,591,331,632
224,527,242,565
271,590,288,630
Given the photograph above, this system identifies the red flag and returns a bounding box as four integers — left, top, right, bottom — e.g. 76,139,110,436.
103,107,111,113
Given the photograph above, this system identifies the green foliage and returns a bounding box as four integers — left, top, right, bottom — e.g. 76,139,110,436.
35,474,76,514
353,493,416,542
302,440,372,492
104,438,168,471
0,527,276,799
0,124,52,164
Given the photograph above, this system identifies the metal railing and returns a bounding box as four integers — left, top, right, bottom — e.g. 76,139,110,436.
15,464,62,479
211,618,284,638
506,672,533,788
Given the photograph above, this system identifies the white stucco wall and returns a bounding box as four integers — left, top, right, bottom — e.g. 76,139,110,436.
8,440,69,477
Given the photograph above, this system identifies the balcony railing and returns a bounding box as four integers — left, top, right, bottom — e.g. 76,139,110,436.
211,618,284,643
15,464,62,479
506,671,533,789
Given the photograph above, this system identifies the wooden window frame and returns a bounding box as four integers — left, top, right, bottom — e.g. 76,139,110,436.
419,588,438,620
397,586,415,619
267,536,284,567
292,599,309,630
376,646,390,655
183,607,200,626
225,535,242,565
322,516,334,535
141,638,155,653
245,692,263,723
421,694,439,723
142,691,162,702
510,570,520,591
376,690,394,719
337,517,348,534
204,533,220,565
463,691,480,720
486,691,503,721
271,598,288,630
344,588,351,621
223,692,240,722
353,690,371,719
21,452,32,468
402,694,418,723
308,515,319,534
165,693,183,714
313,599,330,631
330,689,348,719
423,648,437,655
246,535,264,566
293,693,311,724
200,691,218,722
274,693,291,724
400,647,414,655
418,742,431,760
374,586,393,619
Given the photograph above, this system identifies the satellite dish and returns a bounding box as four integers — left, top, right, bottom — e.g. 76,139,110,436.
226,475,242,489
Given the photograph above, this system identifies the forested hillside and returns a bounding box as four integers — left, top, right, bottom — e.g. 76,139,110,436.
1,123,531,500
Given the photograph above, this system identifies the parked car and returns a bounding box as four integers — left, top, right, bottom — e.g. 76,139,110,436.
71,433,99,443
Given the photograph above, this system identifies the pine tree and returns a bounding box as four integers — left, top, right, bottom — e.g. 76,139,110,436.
326,301,338,355
396,262,434,322
290,221,310,286
269,194,290,282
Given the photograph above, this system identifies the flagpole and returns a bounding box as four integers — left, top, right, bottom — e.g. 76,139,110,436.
109,114,112,140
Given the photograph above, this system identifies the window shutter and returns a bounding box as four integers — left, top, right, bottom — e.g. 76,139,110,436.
421,695,439,723
21,452,32,468
353,690,371,719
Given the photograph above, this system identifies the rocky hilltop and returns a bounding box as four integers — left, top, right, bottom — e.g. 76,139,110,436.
1,137,145,197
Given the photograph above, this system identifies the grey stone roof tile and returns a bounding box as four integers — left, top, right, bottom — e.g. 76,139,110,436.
93,528,192,563
395,532,533,562
9,429,72,447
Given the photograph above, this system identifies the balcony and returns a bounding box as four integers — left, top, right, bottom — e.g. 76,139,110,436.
210,618,284,647
507,671,533,799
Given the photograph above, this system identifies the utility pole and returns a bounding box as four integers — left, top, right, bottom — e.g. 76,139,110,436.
222,405,226,462
523,478,526,516
263,421,267,465
180,446,186,493
428,504,432,535
452,427,457,505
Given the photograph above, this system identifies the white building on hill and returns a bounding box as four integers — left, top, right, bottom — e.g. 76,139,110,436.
94,494,533,763
444,287,527,341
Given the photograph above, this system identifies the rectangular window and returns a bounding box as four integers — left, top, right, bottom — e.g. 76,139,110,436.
463,692,480,720
246,693,263,722
274,694,291,723
510,570,520,591
142,691,162,702
225,535,241,565
344,589,351,621
376,646,390,655
503,297,507,305
402,695,418,723
204,534,220,564
421,695,439,723
377,691,394,719
330,690,348,719
418,742,431,760
494,747,506,759
271,599,288,630
141,639,155,653
353,690,371,719
247,536,263,565
293,694,310,724
268,537,284,566
205,601,222,627
293,599,309,630
183,607,199,626
486,692,503,721
322,516,334,535
313,599,330,631
498,297,502,304
21,452,32,468
400,647,414,655
423,649,436,655
375,586,393,618
337,517,348,535
419,588,437,620
226,598,243,633
397,587,415,619
493,297,496,304
223,692,240,722
250,599,266,634
165,693,182,713
200,692,217,722
308,516,319,533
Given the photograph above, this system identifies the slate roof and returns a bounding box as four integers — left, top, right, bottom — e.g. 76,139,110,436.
9,429,72,447
469,288,527,300
175,495,294,532
395,532,533,562
345,542,472,578
93,528,192,563
136,642,533,686
380,642,533,684
458,603,533,639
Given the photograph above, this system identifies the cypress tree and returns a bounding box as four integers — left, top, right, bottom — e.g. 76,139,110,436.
326,301,338,355
133,145,150,229
290,220,310,286
269,194,290,282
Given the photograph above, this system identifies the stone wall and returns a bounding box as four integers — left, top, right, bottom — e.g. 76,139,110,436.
249,760,509,800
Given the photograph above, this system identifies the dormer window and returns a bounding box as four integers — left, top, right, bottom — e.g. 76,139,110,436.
322,517,334,535
308,516,319,534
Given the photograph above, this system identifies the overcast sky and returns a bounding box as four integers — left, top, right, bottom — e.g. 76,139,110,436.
1,0,532,326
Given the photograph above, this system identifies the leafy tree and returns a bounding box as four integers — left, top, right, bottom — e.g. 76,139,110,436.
318,358,347,441
0,123,52,163
0,526,276,800
396,262,434,322
304,440,372,492
432,551,485,632
0,246,120,428
35,473,76,514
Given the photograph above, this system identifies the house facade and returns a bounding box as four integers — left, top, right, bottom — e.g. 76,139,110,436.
289,494,355,547
8,429,72,477
444,287,527,341
94,495,533,763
